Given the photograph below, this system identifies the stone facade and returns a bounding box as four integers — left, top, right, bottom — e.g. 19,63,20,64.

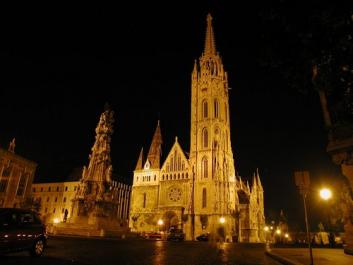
32,179,130,226
129,14,265,242
0,139,37,209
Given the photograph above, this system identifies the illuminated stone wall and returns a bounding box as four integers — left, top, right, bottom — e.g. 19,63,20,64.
0,146,37,209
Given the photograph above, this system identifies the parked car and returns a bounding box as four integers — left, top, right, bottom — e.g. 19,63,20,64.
142,231,162,240
196,233,209,241
167,228,185,241
0,208,47,257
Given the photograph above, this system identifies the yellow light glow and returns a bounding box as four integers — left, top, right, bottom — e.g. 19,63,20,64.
157,219,164,225
285,233,289,238
276,229,281,235
219,217,226,224
270,226,273,230
53,218,60,224
264,226,269,232
320,188,332,200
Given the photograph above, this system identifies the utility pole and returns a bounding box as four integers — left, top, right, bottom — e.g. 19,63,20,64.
295,171,314,265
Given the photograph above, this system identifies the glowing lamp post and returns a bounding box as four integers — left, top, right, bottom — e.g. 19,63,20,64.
157,219,164,226
53,218,60,224
319,188,332,201
219,217,225,224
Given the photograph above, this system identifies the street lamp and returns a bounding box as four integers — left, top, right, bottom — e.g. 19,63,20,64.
276,229,281,235
319,188,332,201
219,217,225,224
264,226,269,232
157,219,164,226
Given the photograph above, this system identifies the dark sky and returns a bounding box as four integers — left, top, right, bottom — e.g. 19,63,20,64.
1,1,348,229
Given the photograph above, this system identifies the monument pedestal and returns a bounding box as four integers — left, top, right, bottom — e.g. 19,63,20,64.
53,198,128,237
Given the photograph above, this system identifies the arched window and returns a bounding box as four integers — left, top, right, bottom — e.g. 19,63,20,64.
202,188,207,208
214,98,219,118
202,100,208,118
143,193,146,208
202,157,208,179
202,128,208,148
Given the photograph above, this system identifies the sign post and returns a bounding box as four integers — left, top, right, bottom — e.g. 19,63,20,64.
295,171,314,265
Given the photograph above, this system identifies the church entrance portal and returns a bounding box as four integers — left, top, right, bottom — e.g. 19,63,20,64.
163,211,179,232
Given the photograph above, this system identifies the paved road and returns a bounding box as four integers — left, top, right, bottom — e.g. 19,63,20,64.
271,248,353,265
1,236,281,265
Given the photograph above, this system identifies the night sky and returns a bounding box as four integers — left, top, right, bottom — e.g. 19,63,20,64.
1,1,349,229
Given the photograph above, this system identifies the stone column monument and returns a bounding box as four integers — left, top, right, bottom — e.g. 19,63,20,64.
56,105,124,236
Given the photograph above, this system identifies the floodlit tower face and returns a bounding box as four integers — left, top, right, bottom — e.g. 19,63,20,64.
189,14,236,220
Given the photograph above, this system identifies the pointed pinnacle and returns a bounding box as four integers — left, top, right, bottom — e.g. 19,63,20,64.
204,13,216,55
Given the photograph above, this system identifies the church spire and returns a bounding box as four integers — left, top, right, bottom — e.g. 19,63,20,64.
147,120,163,169
204,13,216,55
135,147,144,170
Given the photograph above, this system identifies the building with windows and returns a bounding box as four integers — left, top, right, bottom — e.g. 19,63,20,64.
32,175,131,226
129,14,265,242
0,139,37,208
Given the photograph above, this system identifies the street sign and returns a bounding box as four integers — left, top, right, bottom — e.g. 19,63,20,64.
294,171,310,195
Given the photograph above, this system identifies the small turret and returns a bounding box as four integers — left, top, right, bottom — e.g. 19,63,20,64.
256,168,263,191
251,172,257,192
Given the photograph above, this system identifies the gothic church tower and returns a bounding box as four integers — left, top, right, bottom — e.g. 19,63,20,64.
189,14,237,239
129,14,265,243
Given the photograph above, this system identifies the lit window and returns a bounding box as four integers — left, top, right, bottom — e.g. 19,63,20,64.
16,173,27,196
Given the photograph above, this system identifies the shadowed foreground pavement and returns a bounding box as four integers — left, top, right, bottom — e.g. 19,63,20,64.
269,248,353,265
0,236,281,265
